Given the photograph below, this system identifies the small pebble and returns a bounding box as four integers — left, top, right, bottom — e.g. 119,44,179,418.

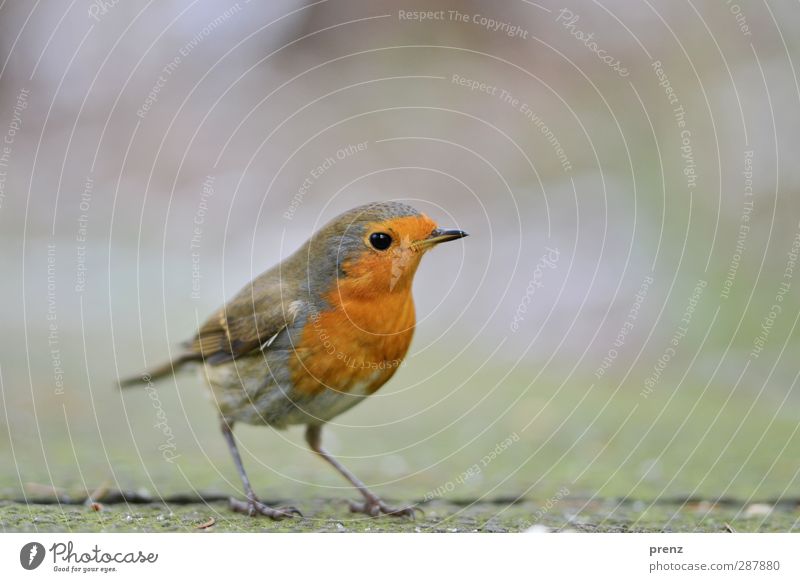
744,504,773,518
136,488,152,501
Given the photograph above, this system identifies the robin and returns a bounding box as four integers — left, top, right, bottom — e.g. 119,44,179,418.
120,201,468,519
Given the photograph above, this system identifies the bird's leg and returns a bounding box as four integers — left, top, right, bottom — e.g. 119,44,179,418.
220,420,302,520
305,424,418,519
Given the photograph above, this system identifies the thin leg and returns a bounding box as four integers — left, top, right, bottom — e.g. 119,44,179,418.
221,420,302,520
305,424,418,518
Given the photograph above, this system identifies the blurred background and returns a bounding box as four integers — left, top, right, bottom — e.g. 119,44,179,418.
1,0,799,512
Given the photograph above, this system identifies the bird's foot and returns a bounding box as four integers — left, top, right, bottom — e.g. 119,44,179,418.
229,497,302,520
349,497,421,519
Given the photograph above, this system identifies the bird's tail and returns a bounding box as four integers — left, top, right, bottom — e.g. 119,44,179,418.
118,355,195,389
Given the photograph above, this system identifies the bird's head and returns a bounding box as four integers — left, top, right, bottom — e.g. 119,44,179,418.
306,202,468,298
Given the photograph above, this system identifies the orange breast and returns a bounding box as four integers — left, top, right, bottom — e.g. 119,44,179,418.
289,286,416,397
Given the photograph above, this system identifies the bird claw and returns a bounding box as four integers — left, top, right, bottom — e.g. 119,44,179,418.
229,497,303,520
349,498,420,519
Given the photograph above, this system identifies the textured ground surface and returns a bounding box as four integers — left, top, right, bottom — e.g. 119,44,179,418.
2,496,798,533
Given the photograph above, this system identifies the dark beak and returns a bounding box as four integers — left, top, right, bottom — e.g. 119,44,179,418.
418,228,469,249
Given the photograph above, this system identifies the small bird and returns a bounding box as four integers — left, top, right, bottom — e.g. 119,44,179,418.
121,202,467,519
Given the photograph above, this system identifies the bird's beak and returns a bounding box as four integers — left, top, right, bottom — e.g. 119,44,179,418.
416,228,469,249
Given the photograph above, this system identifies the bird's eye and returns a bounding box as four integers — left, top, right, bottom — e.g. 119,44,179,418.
369,232,393,251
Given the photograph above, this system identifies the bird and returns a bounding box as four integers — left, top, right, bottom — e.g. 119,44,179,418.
120,201,468,519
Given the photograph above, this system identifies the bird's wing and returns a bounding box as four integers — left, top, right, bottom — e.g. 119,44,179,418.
185,276,298,365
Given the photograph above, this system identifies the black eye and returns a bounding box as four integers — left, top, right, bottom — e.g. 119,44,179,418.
369,232,393,251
